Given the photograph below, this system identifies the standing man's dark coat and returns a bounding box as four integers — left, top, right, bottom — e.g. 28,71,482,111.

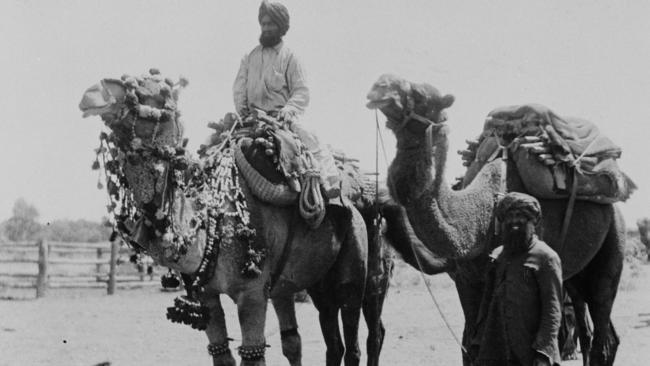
472,192,563,366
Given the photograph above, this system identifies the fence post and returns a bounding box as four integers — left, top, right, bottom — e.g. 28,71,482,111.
96,247,103,282
107,240,118,295
36,239,48,298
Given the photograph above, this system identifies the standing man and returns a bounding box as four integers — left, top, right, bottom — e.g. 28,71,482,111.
472,192,563,366
233,0,340,198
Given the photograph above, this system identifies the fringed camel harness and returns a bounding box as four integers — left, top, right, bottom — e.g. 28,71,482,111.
90,73,275,332
90,70,331,336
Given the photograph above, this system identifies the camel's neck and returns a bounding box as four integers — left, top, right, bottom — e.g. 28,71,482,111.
388,131,503,259
139,189,205,274
387,129,448,207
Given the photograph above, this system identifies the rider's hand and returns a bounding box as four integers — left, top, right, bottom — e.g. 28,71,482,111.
278,107,297,126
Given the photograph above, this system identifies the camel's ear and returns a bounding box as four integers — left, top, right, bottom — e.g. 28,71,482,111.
410,83,426,101
439,94,455,109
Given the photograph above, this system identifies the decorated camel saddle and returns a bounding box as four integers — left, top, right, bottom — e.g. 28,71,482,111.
199,108,368,228
459,104,636,204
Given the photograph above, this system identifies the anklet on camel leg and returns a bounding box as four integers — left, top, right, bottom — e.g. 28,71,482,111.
238,344,269,361
208,341,231,356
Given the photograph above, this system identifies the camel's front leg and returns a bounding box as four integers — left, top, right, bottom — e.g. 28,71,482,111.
272,294,302,366
454,277,484,366
204,295,236,366
237,290,269,366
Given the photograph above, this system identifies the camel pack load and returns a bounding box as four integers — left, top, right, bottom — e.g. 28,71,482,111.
460,104,636,204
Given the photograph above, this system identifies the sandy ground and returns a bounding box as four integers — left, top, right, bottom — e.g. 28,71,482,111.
1,261,649,366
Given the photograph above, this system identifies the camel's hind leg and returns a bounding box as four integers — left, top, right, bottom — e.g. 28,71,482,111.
308,206,369,366
565,284,593,366
341,304,362,366
271,294,302,366
567,210,624,366
336,207,369,366
309,285,345,366
574,297,593,366
362,279,389,366
362,213,393,366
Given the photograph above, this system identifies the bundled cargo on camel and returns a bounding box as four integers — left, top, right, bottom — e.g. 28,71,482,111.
458,104,636,204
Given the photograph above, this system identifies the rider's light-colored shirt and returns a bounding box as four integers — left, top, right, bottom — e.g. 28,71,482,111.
233,41,309,117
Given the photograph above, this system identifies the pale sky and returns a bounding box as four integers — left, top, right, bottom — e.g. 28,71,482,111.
1,0,648,226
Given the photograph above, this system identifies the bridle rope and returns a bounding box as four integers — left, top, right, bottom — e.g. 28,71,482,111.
374,110,467,355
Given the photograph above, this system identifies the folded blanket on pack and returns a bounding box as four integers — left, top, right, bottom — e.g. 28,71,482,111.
485,103,621,161
467,104,636,203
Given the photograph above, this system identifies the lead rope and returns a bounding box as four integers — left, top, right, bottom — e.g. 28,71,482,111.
374,110,467,355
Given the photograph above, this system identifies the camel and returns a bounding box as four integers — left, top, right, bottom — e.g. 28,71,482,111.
366,74,626,366
78,71,422,366
638,218,650,261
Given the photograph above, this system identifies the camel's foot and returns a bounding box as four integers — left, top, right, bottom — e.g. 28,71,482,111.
240,358,265,366
211,349,236,366
590,323,619,366
562,350,579,361
362,291,387,366
238,344,267,366
364,321,385,366
280,328,302,366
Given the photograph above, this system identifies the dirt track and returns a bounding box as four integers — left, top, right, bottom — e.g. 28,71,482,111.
1,262,649,366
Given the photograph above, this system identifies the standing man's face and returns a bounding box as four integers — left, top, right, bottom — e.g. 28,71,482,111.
501,209,536,253
259,15,282,47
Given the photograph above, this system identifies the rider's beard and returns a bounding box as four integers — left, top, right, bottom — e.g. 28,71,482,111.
259,31,282,48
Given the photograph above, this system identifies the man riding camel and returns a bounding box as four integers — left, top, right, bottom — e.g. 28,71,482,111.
233,0,341,199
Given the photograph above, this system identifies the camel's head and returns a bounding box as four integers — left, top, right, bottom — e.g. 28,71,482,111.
79,69,187,153
79,69,189,206
79,70,197,266
366,74,455,143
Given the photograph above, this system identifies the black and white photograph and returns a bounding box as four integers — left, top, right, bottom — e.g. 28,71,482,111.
1,1,649,365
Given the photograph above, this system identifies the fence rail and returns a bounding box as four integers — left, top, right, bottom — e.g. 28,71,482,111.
0,239,159,298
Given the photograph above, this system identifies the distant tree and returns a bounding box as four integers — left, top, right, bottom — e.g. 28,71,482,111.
3,198,42,241
0,221,8,242
43,218,112,242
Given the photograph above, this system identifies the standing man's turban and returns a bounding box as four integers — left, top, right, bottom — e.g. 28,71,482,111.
259,1,290,35
495,192,542,224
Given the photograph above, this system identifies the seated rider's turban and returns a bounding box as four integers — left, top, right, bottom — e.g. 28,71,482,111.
495,192,542,224
259,1,290,35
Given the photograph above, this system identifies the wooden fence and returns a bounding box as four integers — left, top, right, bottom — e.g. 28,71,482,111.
0,239,160,298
